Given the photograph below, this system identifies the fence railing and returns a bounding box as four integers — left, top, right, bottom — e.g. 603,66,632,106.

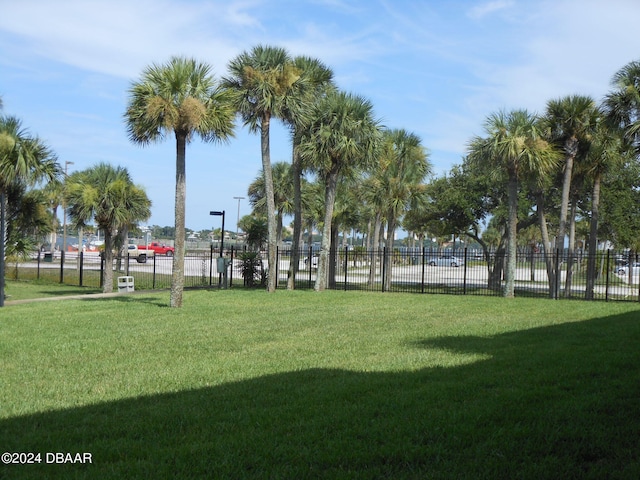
7,247,640,302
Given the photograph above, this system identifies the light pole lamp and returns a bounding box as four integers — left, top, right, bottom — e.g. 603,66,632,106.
233,196,244,240
210,211,225,257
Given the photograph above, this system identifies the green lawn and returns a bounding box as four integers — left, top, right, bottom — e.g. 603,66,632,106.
1,287,639,479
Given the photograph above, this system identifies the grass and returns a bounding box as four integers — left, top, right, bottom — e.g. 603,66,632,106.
3,279,102,301
1,287,640,479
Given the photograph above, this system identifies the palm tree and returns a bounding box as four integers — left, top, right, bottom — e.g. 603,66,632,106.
0,115,60,306
224,45,301,292
544,95,599,257
375,129,430,291
125,56,236,307
298,90,381,291
467,110,558,297
284,56,335,289
247,161,294,246
584,123,628,299
65,163,151,293
544,96,600,297
605,60,640,150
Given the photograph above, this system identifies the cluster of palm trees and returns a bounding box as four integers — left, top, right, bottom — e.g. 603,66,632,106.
1,99,153,301
125,46,431,306
463,63,640,298
0,101,60,306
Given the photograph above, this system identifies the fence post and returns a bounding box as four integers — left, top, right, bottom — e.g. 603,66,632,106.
152,254,157,290
381,247,387,293
59,250,65,284
463,247,468,295
554,249,560,300
308,246,313,289
229,246,234,287
37,251,41,280
99,253,104,289
344,246,348,291
79,252,84,287
275,246,279,290
421,246,426,294
209,244,213,286
605,249,611,302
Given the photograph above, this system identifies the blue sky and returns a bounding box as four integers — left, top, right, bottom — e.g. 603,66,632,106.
2,0,640,232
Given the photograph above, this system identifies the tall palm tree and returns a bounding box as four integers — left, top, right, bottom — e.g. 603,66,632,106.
125,56,236,307
284,56,335,289
224,45,301,292
298,90,381,291
544,95,599,256
584,123,628,299
467,110,558,297
605,60,640,150
0,115,60,306
66,163,151,293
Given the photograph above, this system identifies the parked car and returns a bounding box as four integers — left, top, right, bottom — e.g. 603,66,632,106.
617,262,640,275
127,245,154,263
428,255,464,267
138,242,175,256
304,254,319,269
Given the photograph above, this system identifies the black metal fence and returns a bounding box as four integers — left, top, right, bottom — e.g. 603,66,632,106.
7,247,640,302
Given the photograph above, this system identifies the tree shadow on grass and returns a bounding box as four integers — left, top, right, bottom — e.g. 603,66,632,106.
2,311,640,479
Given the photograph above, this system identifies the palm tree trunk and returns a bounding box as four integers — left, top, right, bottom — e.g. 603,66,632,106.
315,167,339,291
537,192,556,298
585,173,601,300
261,114,278,293
555,138,578,253
564,200,578,297
504,173,518,297
0,192,6,307
103,231,115,293
287,145,302,290
170,132,187,307
383,215,397,291
368,212,381,287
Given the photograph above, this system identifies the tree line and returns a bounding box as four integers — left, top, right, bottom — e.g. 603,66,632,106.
3,48,640,307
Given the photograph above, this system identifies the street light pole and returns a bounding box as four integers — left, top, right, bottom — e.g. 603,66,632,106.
210,211,225,287
62,161,74,253
233,196,244,240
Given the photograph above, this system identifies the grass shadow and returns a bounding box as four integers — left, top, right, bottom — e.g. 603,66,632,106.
2,311,640,479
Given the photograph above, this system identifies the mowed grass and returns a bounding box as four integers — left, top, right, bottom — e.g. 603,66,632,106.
3,279,102,301
1,288,640,479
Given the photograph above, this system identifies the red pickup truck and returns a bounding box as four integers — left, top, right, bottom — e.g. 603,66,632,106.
138,242,175,256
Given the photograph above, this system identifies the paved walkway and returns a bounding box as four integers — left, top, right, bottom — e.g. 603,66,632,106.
4,289,167,306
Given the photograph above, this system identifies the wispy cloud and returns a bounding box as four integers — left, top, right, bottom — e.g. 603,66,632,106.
467,0,514,20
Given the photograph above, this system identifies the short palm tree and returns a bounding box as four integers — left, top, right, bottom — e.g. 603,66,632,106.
375,129,431,291
0,115,60,305
125,56,236,307
467,110,558,297
224,45,301,292
66,163,151,293
298,90,381,291
247,161,294,245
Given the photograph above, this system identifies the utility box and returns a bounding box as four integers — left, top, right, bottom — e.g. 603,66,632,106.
43,252,53,263
117,276,135,293
216,257,231,273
